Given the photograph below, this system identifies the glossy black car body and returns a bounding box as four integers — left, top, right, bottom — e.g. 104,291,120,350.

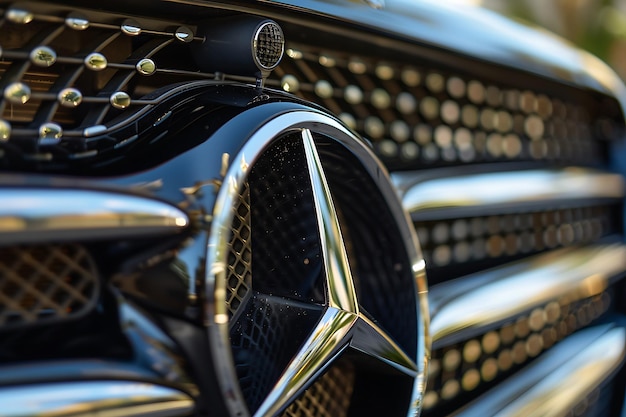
0,1,625,416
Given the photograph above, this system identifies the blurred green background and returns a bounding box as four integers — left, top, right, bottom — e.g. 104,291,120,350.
469,0,626,79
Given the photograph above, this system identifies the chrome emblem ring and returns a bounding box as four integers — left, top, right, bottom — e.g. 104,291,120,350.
206,110,429,417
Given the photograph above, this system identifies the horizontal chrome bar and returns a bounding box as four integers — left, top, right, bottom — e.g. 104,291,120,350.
430,243,626,347
392,168,624,220
450,322,626,417
0,188,189,244
0,380,194,417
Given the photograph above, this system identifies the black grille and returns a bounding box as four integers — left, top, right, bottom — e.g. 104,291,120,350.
280,362,355,417
424,291,612,414
418,204,620,283
0,244,99,329
270,44,619,170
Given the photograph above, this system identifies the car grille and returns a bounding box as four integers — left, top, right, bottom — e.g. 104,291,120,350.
0,244,99,329
226,181,253,321
267,14,626,417
281,362,355,417
0,2,624,417
271,44,618,170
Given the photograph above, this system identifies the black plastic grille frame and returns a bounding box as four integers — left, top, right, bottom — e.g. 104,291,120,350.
0,244,99,329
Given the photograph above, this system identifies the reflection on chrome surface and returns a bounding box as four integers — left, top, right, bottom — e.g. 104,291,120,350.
0,188,189,244
395,168,624,220
430,244,626,345
0,381,194,417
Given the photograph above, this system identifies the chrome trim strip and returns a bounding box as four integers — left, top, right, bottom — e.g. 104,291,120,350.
393,169,624,220
451,323,626,417
0,188,189,243
430,244,626,347
0,380,194,417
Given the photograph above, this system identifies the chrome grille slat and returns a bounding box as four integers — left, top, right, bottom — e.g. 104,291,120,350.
421,244,626,413
394,168,624,221
449,323,626,417
0,380,194,417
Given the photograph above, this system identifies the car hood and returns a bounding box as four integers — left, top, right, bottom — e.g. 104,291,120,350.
264,0,626,117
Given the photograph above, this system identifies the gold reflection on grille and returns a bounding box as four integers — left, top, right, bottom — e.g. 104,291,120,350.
272,45,612,167
0,244,99,327
423,291,611,413
281,363,355,417
226,182,252,319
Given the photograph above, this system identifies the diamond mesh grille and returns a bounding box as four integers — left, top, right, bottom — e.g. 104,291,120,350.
226,181,252,319
0,244,99,329
281,362,355,417
249,134,325,303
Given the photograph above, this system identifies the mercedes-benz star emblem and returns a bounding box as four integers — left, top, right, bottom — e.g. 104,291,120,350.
207,111,428,417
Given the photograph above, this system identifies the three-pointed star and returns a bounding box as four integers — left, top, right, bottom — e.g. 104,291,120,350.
253,129,419,417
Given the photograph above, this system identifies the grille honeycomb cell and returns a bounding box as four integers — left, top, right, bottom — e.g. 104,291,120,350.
0,244,99,329
281,362,355,417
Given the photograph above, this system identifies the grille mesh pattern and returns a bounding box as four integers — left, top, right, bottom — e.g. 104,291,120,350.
231,297,288,411
281,362,355,417
417,205,618,283
0,244,99,328
423,291,612,413
255,23,284,69
230,294,320,412
249,134,325,303
271,45,616,170
226,181,252,319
